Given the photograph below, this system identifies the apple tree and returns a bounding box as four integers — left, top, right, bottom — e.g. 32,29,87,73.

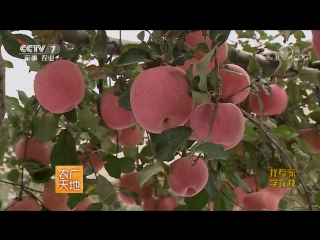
0,30,319,211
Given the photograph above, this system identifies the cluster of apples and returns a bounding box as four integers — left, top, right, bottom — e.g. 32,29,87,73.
9,30,307,211
209,175,289,211
5,179,95,211
114,31,290,210
12,135,106,211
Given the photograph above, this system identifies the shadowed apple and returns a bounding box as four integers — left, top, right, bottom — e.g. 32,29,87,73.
190,103,245,150
78,143,105,172
298,128,320,154
142,195,177,211
5,196,41,211
15,137,52,166
243,191,278,211
249,84,288,116
184,31,228,64
97,117,121,141
218,64,251,104
100,89,135,130
235,175,290,202
118,172,154,206
42,180,70,211
117,126,145,147
78,153,105,173
167,156,209,197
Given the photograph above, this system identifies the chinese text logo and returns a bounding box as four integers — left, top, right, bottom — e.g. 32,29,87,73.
55,166,83,193
269,168,296,188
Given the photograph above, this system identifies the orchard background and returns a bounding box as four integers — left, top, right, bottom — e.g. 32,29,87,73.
0,30,319,211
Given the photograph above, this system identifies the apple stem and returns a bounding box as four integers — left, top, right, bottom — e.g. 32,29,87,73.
208,50,221,138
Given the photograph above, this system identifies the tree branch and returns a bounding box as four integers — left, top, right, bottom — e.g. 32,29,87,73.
104,36,320,76
59,30,90,47
241,109,313,211
0,42,6,138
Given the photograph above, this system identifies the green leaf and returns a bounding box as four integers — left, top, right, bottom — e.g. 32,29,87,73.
35,113,59,143
50,129,80,169
314,191,320,206
78,109,99,133
196,43,219,91
104,154,135,179
17,90,33,107
63,108,78,123
192,142,229,160
208,66,219,86
191,91,211,105
138,161,163,188
248,55,262,77
271,60,288,77
115,48,151,67
95,175,118,206
91,30,108,67
148,42,162,56
137,31,145,41
306,154,320,173
86,202,104,211
209,30,231,45
7,169,20,182
234,30,255,39
24,163,53,184
120,157,136,173
213,196,229,211
204,172,221,201
243,123,259,142
119,188,141,206
184,189,209,211
118,90,132,111
195,43,209,53
272,124,298,141
296,138,312,155
308,110,320,125
186,64,194,83
224,171,251,194
92,30,108,53
154,126,192,161
67,193,83,210
123,147,137,159
2,33,27,59
14,34,36,45
4,60,13,68
0,200,2,209
257,170,269,189
26,60,41,72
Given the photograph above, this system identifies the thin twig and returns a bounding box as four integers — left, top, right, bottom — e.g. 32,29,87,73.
284,195,307,210
19,106,41,199
0,180,42,193
220,189,245,210
115,131,119,158
241,109,313,211
207,51,221,138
